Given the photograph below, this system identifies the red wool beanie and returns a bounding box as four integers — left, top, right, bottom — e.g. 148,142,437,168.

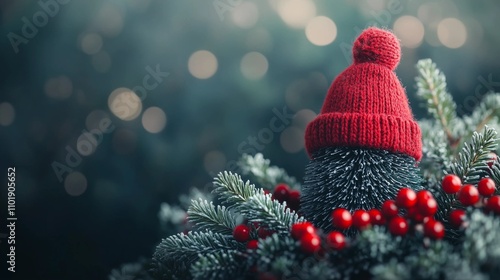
305,27,422,161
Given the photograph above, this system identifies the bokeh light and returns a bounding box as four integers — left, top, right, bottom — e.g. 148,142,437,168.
0,102,15,126
231,1,259,29
437,18,467,48
76,132,97,156
292,109,317,130
93,3,124,37
44,76,73,99
108,88,142,121
280,127,304,153
142,107,167,133
393,16,425,48
277,0,317,29
203,150,227,174
188,50,218,79
305,16,337,46
80,33,103,55
240,52,269,80
64,171,88,196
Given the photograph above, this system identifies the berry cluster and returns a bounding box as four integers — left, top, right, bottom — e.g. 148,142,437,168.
441,174,499,228
331,188,444,240
271,183,301,211
233,223,275,250
290,222,346,254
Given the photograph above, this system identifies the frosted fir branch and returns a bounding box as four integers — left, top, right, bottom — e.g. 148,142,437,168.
448,126,497,184
190,251,243,280
489,159,500,194
238,153,301,190
187,199,238,236
253,233,299,275
419,120,453,183
416,59,459,147
464,93,500,133
241,193,304,232
151,230,244,277
213,171,263,209
462,210,500,270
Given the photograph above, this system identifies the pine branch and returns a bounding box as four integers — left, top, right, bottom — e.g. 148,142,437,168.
190,251,244,280
416,59,459,148
489,159,500,194
253,233,300,276
419,120,453,183
241,193,304,232
464,93,500,133
448,126,497,184
151,231,243,278
462,210,500,270
213,171,263,209
238,153,301,190
187,199,238,236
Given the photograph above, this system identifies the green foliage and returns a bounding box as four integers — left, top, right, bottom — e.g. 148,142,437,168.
416,59,459,146
241,193,303,232
188,199,238,236
213,171,263,209
448,126,497,184
191,251,243,280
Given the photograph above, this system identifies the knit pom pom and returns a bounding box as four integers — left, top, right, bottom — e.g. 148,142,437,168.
352,27,401,70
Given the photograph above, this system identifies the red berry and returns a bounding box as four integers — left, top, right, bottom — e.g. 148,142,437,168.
326,231,346,250
291,222,316,240
368,209,385,225
388,216,408,236
247,240,258,250
458,185,480,206
381,200,399,218
273,184,290,202
331,208,352,230
449,209,466,228
288,190,301,211
233,224,250,242
352,210,371,229
264,189,271,195
300,233,321,254
424,219,445,239
488,152,497,168
396,188,417,208
478,178,496,197
416,190,433,203
442,174,462,194
417,197,438,217
258,227,274,238
486,196,500,214
406,207,425,223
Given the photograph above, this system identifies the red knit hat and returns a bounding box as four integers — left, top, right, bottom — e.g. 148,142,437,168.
305,27,422,161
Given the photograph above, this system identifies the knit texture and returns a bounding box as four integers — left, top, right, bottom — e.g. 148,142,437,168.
305,27,422,161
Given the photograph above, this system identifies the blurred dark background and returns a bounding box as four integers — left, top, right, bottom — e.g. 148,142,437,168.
1,0,500,279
